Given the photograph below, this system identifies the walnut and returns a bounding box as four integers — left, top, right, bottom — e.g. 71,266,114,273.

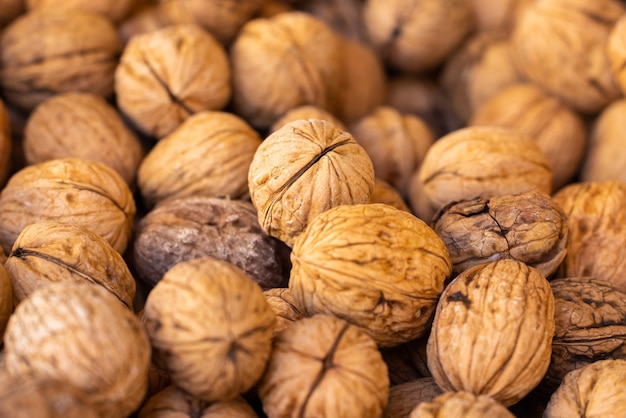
409,391,515,418
470,83,587,190
0,99,10,187
0,9,122,111
370,178,411,213
263,287,302,337
544,359,626,417
258,314,389,418
427,259,555,406
511,0,623,114
432,191,568,277
137,111,260,207
25,0,141,23
23,92,145,185
4,282,151,418
0,263,12,339
248,119,374,247
0,158,136,255
383,378,443,418
115,24,231,139
609,14,626,96
380,335,431,385
0,0,24,28
143,257,275,402
133,196,291,289
290,203,452,347
362,0,474,73
4,221,136,307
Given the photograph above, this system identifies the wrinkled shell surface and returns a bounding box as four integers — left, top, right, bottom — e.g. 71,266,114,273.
26,0,140,22
383,378,443,418
0,99,10,187
409,391,515,418
263,287,302,337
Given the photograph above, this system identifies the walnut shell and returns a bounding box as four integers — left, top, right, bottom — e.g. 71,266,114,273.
0,99,10,187
4,282,151,418
290,203,452,347
427,259,555,406
248,119,374,247
263,287,302,337
26,0,141,23
0,158,136,254
23,92,145,185
4,221,136,307
370,178,411,213
258,314,389,418
0,9,122,111
383,378,443,418
143,257,275,402
432,191,568,277
115,24,231,139
137,111,261,207
0,263,12,339
409,391,515,418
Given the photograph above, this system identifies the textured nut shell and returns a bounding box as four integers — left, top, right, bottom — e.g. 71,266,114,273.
0,158,136,254
0,0,24,27
427,259,555,406
138,111,260,206
370,178,411,213
0,99,10,186
409,391,515,418
115,24,231,139
5,221,136,307
432,191,568,277
259,314,389,418
270,105,346,133
0,9,122,111
263,287,302,337
383,378,443,418
26,0,140,22
544,359,626,417
248,119,374,247
470,83,587,190
608,14,626,96
23,92,144,184
290,203,452,347
144,258,275,402
0,264,12,339
4,282,151,418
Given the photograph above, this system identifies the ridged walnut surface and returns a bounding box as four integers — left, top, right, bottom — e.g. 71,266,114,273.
409,391,515,418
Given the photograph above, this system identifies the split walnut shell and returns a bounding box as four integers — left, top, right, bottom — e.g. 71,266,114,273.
427,259,555,406
0,99,10,187
409,391,515,418
248,119,374,247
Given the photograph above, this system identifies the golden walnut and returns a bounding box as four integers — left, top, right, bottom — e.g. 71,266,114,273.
409,391,515,418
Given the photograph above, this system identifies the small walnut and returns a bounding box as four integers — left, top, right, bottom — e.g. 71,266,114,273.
137,111,260,207
370,178,411,213
23,92,145,185
383,378,443,418
0,99,11,187
0,158,136,254
0,9,122,111
115,24,231,139
270,105,346,133
248,119,374,247
25,0,141,23
409,391,515,418
427,259,555,406
259,314,389,418
4,282,151,418
0,263,12,339
544,359,626,417
0,0,24,28
143,258,275,402
380,335,431,385
290,203,452,347
432,191,568,277
263,287,302,337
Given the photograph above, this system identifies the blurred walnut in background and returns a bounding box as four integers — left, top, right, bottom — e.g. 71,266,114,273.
26,0,142,23
410,391,515,418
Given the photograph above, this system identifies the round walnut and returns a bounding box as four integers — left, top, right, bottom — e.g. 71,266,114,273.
137,111,261,207
115,24,231,139
4,221,136,308
23,92,145,185
427,259,555,406
409,391,515,418
370,178,411,213
0,158,136,255
259,314,389,418
263,287,302,337
4,282,151,418
143,257,275,402
432,191,568,277
0,0,24,28
362,0,474,73
0,99,10,187
290,203,452,347
248,119,375,247
270,105,346,133
133,196,291,289
383,378,443,418
470,83,587,190
0,264,12,339
25,0,141,23
511,0,623,114
544,359,626,417
609,14,626,96
0,9,122,111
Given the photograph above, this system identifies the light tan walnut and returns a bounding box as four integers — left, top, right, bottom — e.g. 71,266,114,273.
383,378,443,418
409,391,515,418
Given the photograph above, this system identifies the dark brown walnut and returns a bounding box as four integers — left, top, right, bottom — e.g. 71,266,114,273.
0,9,122,111
248,119,375,247
4,282,151,418
427,259,555,406
470,83,587,190
4,221,136,308
263,287,302,337
0,99,10,187
363,0,474,73
380,335,431,385
270,105,346,133
553,181,626,290
23,92,145,185
133,196,291,289
0,263,12,340
144,258,275,402
512,0,623,114
432,191,568,277
118,3,171,45
544,359,626,417
409,391,515,418
290,203,452,347
299,0,366,41
0,158,136,255
0,0,24,28
370,178,411,213
26,0,141,23
383,378,443,418
259,314,389,418
608,14,626,96
137,111,261,207
543,277,626,393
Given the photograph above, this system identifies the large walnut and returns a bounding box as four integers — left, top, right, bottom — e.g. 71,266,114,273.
427,259,555,406
263,287,302,337
409,391,515,418
290,203,452,347
0,99,10,187
26,0,141,23
383,378,443,418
